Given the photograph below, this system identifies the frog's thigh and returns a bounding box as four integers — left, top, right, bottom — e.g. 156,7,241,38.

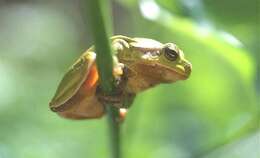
58,96,104,120
57,64,104,120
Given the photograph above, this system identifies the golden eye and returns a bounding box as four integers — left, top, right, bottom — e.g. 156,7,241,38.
164,47,178,61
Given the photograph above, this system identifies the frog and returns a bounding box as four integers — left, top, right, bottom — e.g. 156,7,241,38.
49,35,192,120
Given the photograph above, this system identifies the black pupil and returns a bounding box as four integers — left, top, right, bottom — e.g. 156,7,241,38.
165,47,178,61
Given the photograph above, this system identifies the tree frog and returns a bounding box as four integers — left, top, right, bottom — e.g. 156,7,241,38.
49,35,192,120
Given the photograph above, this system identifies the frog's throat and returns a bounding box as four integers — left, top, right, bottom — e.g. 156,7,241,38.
157,63,191,80
125,62,189,93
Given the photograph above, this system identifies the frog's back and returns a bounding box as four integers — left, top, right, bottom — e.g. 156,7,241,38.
111,35,163,50
131,38,163,50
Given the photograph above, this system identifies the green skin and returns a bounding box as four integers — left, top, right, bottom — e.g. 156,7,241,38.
49,35,192,119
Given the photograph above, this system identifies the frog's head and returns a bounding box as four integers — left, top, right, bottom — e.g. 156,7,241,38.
116,37,192,93
156,43,192,81
148,43,192,82
136,42,191,83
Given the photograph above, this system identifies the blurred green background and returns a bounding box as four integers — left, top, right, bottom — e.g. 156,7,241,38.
0,0,259,158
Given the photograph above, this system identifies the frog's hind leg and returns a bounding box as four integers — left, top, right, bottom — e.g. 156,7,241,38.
57,64,105,120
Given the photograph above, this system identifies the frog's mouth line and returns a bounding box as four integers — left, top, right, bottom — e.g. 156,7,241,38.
156,63,191,80
128,61,191,81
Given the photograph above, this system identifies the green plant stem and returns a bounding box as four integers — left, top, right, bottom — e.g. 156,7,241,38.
106,105,121,158
85,1,121,158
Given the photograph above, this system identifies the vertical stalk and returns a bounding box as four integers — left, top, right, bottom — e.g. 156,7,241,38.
106,105,121,158
85,1,121,158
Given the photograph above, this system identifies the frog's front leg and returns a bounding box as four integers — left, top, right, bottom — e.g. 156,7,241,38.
111,38,130,53
96,39,136,122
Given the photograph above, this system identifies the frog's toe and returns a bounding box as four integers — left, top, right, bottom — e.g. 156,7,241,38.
113,63,124,77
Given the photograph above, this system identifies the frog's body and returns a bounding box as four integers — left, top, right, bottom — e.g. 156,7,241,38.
49,35,192,120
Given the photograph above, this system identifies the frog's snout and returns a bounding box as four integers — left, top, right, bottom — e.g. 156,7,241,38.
183,62,192,79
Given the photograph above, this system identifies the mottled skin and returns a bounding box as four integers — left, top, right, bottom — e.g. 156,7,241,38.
49,35,192,120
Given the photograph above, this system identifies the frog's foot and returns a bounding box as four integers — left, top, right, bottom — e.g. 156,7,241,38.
96,65,128,107
113,62,124,81
97,92,135,123
97,91,124,108
97,80,136,123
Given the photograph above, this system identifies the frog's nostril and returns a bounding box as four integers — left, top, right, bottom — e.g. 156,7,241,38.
185,62,192,69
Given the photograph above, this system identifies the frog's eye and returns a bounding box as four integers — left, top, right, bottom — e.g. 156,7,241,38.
164,47,179,61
